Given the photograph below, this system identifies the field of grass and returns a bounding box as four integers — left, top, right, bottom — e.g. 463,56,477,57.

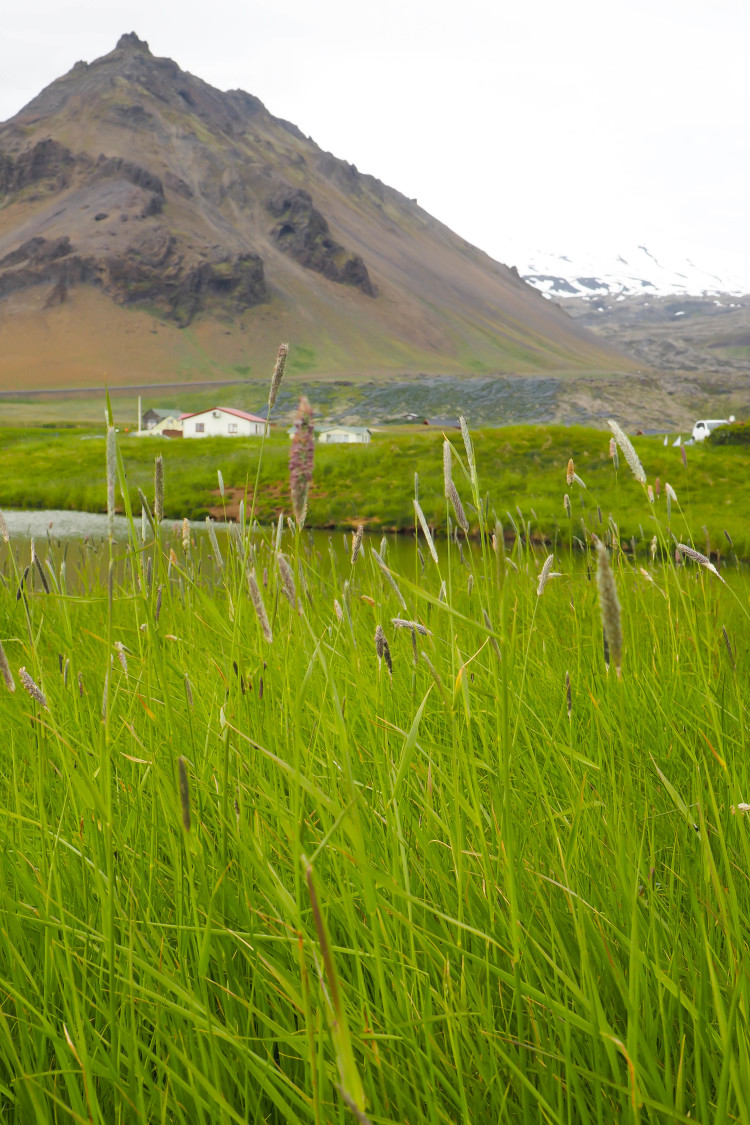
0,421,749,1122
0,422,749,560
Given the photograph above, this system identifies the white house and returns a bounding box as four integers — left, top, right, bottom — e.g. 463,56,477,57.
317,426,372,445
180,407,267,438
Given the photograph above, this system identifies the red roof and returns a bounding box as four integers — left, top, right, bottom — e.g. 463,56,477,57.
179,407,268,423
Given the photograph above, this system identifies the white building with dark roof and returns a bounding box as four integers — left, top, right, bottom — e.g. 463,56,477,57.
180,407,267,438
317,426,371,444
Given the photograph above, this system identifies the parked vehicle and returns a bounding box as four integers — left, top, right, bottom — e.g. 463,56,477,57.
692,416,735,442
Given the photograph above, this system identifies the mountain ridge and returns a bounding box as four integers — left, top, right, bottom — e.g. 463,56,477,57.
0,33,633,388
510,242,750,301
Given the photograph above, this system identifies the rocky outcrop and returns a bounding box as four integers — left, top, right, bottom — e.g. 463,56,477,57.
0,140,165,214
0,236,72,268
266,187,375,296
102,233,266,325
0,229,266,324
0,138,77,195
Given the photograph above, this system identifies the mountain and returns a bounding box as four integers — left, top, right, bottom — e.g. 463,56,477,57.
511,242,750,302
0,33,631,390
495,241,750,377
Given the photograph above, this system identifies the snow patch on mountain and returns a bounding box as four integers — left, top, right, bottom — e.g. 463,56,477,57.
499,241,750,300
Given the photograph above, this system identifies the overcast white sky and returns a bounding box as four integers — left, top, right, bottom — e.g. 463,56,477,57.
3,0,748,274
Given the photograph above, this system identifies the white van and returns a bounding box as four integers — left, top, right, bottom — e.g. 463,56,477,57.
692,416,735,442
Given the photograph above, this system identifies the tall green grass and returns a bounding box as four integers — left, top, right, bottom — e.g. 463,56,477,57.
0,420,748,1123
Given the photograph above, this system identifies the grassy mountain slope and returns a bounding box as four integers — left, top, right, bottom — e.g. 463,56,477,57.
0,34,634,388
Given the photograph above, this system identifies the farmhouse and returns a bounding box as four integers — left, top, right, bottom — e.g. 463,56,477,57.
317,426,371,445
181,407,267,438
141,407,180,430
141,412,183,437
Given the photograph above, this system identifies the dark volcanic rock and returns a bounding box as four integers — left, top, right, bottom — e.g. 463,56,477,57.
0,139,76,194
0,225,266,324
94,155,165,197
0,236,72,268
103,231,266,324
266,186,375,296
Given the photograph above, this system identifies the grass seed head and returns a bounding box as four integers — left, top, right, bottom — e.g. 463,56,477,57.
154,455,164,523
459,415,477,490
182,518,190,553
443,439,452,497
247,568,273,642
564,494,571,519
609,437,619,470
114,641,128,677
607,419,646,485
677,543,725,583
276,551,297,610
351,524,364,565
289,396,315,528
566,458,575,486
268,342,289,412
596,542,622,678
206,517,224,570
32,542,50,594
20,666,48,709
0,640,15,693
371,548,407,610
178,757,191,832
722,626,736,670
447,481,469,534
391,618,431,635
0,509,8,544
413,499,439,565
375,624,394,675
537,554,554,596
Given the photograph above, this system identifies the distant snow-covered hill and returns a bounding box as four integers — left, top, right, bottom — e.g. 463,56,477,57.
502,243,750,300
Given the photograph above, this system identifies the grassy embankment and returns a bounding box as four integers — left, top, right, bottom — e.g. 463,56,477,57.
0,422,749,558
0,421,749,1122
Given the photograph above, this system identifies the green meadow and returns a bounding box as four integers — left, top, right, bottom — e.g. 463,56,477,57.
0,422,749,558
0,419,749,1122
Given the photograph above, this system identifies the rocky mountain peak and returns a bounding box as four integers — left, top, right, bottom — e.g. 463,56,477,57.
115,32,151,54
